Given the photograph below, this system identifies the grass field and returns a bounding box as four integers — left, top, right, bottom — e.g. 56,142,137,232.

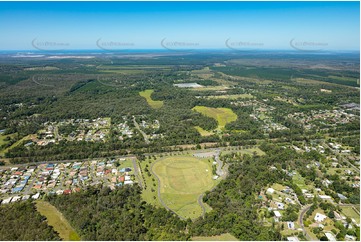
192,233,239,241
0,133,13,146
139,89,164,109
194,126,214,136
340,206,360,223
152,155,217,219
35,200,80,241
192,106,237,130
118,159,135,176
292,173,309,190
140,158,162,207
0,133,32,156
191,86,230,91
204,94,254,100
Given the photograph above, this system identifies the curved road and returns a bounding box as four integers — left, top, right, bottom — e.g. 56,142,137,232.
150,151,227,220
150,160,186,220
197,194,206,218
299,205,312,241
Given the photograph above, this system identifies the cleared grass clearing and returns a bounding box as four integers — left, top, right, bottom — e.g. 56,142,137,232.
292,173,309,190
35,200,80,241
204,94,254,100
152,156,217,219
194,126,214,136
0,134,34,156
192,86,230,91
0,133,14,146
192,106,237,130
140,158,162,207
341,206,360,223
139,89,164,109
192,233,239,241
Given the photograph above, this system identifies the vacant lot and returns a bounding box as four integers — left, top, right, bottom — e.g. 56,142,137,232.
139,89,164,109
192,233,239,241
152,155,217,219
192,106,237,130
35,200,80,241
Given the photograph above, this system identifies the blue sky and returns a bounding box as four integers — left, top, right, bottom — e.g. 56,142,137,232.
0,1,359,51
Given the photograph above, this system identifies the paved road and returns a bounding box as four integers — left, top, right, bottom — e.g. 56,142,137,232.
214,149,228,178
133,117,150,144
299,205,312,241
131,157,143,188
197,194,206,218
23,168,41,195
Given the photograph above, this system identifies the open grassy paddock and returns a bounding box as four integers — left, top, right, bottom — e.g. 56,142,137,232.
340,206,360,224
0,134,33,157
192,233,239,241
139,89,164,109
192,106,237,131
194,126,214,136
152,155,218,219
140,158,162,207
0,133,15,146
204,94,254,100
35,200,80,241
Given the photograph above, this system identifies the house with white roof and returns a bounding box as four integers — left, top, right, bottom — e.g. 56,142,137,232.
32,193,40,200
314,213,327,223
324,232,336,241
266,188,275,194
2,197,12,204
287,237,299,241
11,196,21,202
274,210,282,218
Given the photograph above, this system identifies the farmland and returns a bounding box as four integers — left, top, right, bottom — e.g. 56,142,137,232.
192,106,237,130
139,89,164,109
152,155,217,219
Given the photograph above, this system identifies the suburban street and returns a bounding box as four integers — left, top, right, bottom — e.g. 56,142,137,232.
299,205,312,241
149,160,186,220
133,116,150,144
214,149,228,178
131,157,143,189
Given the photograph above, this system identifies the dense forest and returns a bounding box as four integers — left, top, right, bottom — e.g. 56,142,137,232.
46,185,189,241
0,201,60,241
